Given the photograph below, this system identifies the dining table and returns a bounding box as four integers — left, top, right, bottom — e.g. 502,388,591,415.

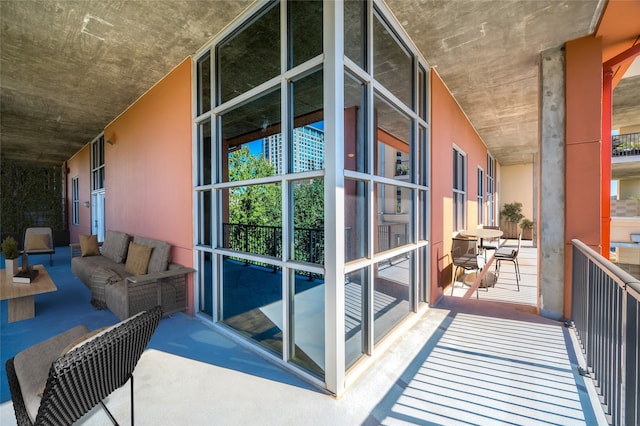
460,228,504,256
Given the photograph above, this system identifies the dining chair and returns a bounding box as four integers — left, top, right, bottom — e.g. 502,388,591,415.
494,229,522,291
451,237,481,296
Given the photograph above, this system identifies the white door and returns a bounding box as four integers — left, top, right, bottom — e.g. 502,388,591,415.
92,190,106,242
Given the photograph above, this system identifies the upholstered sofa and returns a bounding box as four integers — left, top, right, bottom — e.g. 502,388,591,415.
70,230,193,320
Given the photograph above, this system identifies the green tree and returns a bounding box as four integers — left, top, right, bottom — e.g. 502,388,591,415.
293,178,324,228
228,147,280,226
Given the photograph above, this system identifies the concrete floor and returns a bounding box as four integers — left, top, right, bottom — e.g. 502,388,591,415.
1,240,607,425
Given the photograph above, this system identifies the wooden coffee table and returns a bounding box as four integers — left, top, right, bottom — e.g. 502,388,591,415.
1,265,57,322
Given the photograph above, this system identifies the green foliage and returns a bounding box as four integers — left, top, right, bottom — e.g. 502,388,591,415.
227,147,324,229
293,179,324,228
520,218,534,229
228,147,280,226
1,236,19,259
501,202,524,224
0,161,65,233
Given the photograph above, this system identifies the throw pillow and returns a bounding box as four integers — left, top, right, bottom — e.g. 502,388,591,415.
79,234,100,257
125,242,153,275
25,233,50,250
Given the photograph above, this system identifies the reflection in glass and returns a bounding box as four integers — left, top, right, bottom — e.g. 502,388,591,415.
217,3,280,105
197,52,211,115
419,190,428,242
418,65,427,119
221,89,281,183
198,119,211,186
200,251,213,317
292,269,325,376
375,183,414,254
374,94,412,179
221,255,283,356
419,246,428,305
345,178,368,262
344,73,366,173
345,268,367,369
221,183,282,259
373,14,412,108
292,70,324,173
289,0,322,69
374,253,412,344
292,179,324,265
418,125,428,187
199,190,212,247
344,0,366,69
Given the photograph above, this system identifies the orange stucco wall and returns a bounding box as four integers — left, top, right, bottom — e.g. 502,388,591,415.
564,35,603,318
430,69,492,303
66,146,92,242
67,57,195,315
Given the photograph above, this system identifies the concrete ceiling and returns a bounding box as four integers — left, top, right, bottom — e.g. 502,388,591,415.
1,0,639,168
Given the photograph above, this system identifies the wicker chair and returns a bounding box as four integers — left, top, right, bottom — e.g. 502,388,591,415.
5,306,162,426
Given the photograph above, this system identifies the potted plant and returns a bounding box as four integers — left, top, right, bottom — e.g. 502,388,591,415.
500,202,524,239
2,236,20,275
520,218,534,240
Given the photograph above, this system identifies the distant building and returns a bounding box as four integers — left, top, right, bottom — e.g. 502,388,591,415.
263,125,324,173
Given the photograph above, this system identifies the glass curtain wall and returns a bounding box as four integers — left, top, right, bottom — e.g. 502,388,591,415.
194,0,430,395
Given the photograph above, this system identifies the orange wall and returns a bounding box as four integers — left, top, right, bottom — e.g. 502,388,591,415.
66,146,92,242
103,58,193,269
564,35,603,318
430,69,491,302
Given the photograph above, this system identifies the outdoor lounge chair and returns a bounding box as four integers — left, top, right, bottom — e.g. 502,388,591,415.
23,227,55,266
5,306,162,426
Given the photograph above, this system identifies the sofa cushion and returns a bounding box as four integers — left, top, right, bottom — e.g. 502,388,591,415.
133,236,171,273
79,234,100,257
14,325,90,423
102,230,130,264
125,242,152,275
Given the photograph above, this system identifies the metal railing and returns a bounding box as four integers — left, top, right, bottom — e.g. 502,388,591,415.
612,132,640,158
571,239,640,426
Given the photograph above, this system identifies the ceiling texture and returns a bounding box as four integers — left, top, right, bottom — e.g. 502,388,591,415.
1,0,639,168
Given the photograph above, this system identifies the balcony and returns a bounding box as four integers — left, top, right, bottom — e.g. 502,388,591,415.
612,132,640,158
2,241,635,425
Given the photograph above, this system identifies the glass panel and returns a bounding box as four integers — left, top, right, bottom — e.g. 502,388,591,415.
221,255,283,356
288,0,322,69
418,125,428,187
221,89,281,182
373,13,412,108
217,3,280,105
374,253,412,344
200,251,213,317
344,0,365,69
197,51,211,115
292,179,324,265
344,73,366,173
374,94,411,179
419,190,428,242
345,267,367,369
418,246,428,305
375,183,414,254
200,190,212,247
292,70,324,173
418,64,426,120
221,183,282,258
199,119,212,186
291,269,325,376
345,178,368,262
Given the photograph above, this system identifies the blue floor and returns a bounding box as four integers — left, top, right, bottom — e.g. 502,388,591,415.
1,249,315,403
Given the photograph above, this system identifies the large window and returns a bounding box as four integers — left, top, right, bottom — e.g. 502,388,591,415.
453,147,466,231
194,0,430,395
487,153,496,226
477,167,485,225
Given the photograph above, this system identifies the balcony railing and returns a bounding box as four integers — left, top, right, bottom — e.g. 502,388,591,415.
571,239,640,426
612,132,640,158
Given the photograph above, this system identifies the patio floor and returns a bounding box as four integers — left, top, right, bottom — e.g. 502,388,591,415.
0,246,606,425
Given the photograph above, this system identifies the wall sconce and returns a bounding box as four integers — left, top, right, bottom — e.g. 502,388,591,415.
83,201,90,208
106,134,116,145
